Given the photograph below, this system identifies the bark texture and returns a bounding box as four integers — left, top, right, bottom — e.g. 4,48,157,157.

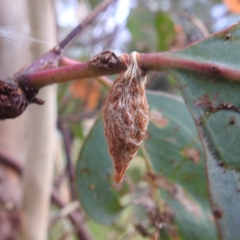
20,0,57,240
0,0,30,239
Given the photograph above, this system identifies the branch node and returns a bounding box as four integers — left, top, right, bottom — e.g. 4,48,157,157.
0,78,27,119
54,45,62,54
31,97,45,105
88,50,119,69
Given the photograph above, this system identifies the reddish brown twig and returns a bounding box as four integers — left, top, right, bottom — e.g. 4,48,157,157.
0,0,117,120
59,111,97,123
2,18,240,120
60,57,81,66
0,150,92,240
21,48,240,91
20,51,127,89
139,52,240,81
57,121,76,199
58,0,116,50
51,190,92,240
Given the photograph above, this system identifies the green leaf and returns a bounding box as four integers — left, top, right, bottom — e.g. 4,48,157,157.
169,23,240,240
87,0,102,8
76,92,217,239
128,9,175,52
154,12,175,51
127,7,157,52
145,91,217,240
76,117,123,225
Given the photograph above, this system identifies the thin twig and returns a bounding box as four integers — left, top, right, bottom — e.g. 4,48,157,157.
51,190,92,240
49,200,79,228
21,51,127,89
0,150,92,240
59,111,97,123
60,57,81,66
140,144,164,214
60,57,113,88
96,76,112,88
58,0,117,50
14,0,117,86
22,47,240,90
0,148,23,175
53,171,67,188
57,120,76,199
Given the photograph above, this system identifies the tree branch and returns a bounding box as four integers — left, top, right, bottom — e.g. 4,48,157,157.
16,0,117,75
20,51,127,89
58,0,117,50
20,49,240,90
2,21,240,120
57,121,76,199
0,150,92,240
51,190,92,240
139,53,240,81
0,0,117,120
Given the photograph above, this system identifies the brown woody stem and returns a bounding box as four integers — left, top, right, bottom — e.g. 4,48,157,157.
20,51,240,89
60,57,81,66
139,53,240,81
58,0,116,50
20,51,127,89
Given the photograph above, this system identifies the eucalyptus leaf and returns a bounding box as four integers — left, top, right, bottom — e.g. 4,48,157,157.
76,92,217,239
76,117,123,225
168,22,240,239
145,91,217,240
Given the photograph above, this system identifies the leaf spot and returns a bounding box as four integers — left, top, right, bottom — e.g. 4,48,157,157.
218,160,225,167
149,110,168,128
210,66,219,74
225,33,231,40
229,117,236,125
174,185,203,218
182,147,201,164
213,209,223,219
